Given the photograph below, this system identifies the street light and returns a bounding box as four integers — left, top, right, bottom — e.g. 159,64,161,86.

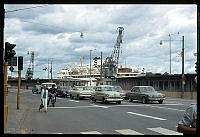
160,32,180,74
160,33,185,94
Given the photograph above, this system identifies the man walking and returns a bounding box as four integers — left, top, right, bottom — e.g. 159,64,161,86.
39,85,48,112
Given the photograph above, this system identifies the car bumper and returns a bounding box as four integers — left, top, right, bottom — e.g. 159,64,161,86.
79,95,91,98
105,98,123,102
148,97,165,101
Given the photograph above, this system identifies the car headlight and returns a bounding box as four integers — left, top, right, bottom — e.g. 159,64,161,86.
148,95,153,98
105,94,109,97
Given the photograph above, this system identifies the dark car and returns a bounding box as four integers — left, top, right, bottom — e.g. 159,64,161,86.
125,86,165,104
32,85,41,94
56,86,72,97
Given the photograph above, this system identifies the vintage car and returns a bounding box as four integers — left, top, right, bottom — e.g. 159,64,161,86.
125,86,165,104
93,85,123,104
32,85,41,94
113,86,127,99
56,86,72,97
69,86,94,100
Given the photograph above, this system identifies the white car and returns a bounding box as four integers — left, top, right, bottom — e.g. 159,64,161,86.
41,82,57,90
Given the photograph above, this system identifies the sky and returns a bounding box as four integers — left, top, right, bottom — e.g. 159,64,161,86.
4,4,197,79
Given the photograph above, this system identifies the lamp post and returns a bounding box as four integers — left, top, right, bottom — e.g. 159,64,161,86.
160,32,180,74
160,33,185,94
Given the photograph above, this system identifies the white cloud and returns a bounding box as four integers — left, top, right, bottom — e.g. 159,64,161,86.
4,4,197,78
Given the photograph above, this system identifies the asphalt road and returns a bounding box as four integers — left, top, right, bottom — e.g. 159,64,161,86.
8,89,196,135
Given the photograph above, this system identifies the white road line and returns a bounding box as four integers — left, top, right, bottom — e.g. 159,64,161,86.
91,104,109,108
68,100,80,102
145,105,185,112
147,127,183,135
80,131,102,134
127,112,167,121
115,129,143,135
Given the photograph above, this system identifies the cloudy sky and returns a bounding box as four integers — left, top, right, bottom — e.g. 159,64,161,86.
4,4,197,79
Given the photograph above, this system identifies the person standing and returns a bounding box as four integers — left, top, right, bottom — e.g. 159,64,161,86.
177,103,197,134
39,85,48,112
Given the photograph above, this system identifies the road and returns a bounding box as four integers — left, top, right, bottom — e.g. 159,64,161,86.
8,88,196,135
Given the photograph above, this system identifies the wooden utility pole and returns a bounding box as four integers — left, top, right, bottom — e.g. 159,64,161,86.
17,70,21,109
4,62,8,129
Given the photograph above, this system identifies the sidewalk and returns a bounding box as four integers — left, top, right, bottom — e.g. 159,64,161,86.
4,89,35,134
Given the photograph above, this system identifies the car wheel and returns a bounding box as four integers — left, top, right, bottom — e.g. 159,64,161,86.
129,97,133,102
158,100,163,104
77,95,80,100
117,101,121,104
142,97,148,104
102,98,106,104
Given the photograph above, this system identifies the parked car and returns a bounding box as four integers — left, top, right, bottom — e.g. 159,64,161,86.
56,86,72,97
41,82,57,89
125,86,165,104
92,85,123,104
69,86,94,100
32,85,41,94
113,86,127,99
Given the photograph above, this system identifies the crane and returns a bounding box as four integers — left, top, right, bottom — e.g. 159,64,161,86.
25,51,34,80
103,27,124,78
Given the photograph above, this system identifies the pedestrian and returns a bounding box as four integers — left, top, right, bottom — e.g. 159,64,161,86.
39,85,48,112
177,103,197,135
47,84,57,105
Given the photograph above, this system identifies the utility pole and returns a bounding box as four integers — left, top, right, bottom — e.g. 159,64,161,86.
17,70,21,109
181,36,185,98
101,51,102,79
90,50,92,86
4,62,8,129
48,58,49,81
17,56,23,109
169,34,172,74
50,58,53,81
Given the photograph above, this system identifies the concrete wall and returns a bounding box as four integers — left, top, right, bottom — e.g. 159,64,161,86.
158,90,197,100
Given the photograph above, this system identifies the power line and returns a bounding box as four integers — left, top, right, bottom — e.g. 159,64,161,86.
5,5,49,13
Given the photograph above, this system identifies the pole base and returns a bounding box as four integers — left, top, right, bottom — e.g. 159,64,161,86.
17,95,20,109
4,105,8,129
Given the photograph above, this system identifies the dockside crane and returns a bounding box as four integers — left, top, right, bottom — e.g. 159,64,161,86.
103,27,124,78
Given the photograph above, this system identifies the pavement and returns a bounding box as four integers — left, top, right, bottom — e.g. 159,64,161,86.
4,88,38,134
4,88,196,134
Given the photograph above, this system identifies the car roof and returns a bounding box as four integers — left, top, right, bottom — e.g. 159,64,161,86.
134,86,153,88
41,83,56,85
97,85,114,87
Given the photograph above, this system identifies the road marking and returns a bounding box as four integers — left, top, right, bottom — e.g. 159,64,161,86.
91,104,109,108
115,129,143,135
69,100,80,102
147,127,183,135
80,131,102,134
145,105,185,112
127,112,167,121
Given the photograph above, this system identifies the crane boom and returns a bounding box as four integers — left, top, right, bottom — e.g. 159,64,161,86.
103,27,124,78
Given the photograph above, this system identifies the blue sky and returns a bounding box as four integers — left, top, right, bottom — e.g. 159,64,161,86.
4,4,197,79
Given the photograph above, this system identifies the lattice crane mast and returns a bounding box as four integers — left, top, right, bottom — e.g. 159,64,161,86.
103,27,124,78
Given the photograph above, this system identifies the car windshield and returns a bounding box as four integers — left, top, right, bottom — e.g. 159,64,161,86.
113,86,122,91
102,86,114,91
73,87,84,90
139,87,156,92
83,87,93,90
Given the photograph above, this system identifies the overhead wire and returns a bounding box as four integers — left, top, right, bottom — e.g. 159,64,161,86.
5,5,49,13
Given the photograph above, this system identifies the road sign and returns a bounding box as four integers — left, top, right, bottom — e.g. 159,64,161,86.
9,66,14,72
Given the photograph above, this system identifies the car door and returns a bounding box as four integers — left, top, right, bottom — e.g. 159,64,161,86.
128,87,136,100
94,87,101,100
